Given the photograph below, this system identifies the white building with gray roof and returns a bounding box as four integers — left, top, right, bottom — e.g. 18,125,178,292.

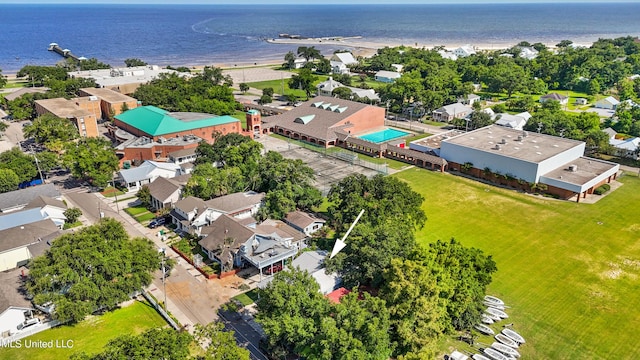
439,125,619,202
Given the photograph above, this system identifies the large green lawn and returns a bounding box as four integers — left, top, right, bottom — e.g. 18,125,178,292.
396,168,640,359
0,300,167,360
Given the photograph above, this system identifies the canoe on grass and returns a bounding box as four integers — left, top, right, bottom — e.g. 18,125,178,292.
486,307,509,319
474,324,495,335
495,333,519,349
484,295,505,306
491,342,521,358
502,328,526,344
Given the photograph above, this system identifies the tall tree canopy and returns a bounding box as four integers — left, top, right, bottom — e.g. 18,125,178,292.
23,113,79,147
63,137,119,188
0,147,38,183
26,219,160,323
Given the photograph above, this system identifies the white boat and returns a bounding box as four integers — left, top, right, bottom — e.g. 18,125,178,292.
472,354,492,360
484,347,511,360
484,311,502,321
484,295,504,306
486,307,509,319
474,324,495,335
484,301,509,310
502,328,526,344
481,314,495,324
491,342,521,358
495,333,519,349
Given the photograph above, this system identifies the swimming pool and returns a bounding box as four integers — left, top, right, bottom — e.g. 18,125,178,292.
358,128,411,143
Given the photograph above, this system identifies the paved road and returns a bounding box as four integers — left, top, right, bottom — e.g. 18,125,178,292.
219,309,269,360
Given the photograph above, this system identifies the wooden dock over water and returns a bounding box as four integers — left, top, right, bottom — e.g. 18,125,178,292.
48,43,82,62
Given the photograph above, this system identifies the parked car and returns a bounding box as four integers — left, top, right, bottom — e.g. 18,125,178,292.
148,217,166,228
264,263,283,275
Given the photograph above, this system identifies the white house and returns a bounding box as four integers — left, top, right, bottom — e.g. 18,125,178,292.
459,94,481,106
0,307,38,337
432,102,473,122
0,219,60,272
0,184,61,214
595,96,620,110
453,45,476,58
519,47,539,60
293,58,307,69
330,52,358,66
610,137,640,160
316,77,345,96
540,93,569,105
374,70,401,83
494,111,532,131
391,64,404,73
330,61,349,75
117,160,182,192
438,50,458,61
285,211,326,236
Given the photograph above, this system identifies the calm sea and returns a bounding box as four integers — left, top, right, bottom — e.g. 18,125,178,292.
1,3,640,72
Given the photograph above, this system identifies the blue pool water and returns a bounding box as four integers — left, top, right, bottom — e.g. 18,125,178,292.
359,128,410,143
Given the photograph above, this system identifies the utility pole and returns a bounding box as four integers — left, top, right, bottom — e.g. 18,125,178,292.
112,174,119,213
33,155,45,184
159,248,167,310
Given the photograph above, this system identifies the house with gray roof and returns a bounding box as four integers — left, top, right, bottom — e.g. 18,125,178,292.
494,111,531,131
374,70,401,83
595,96,620,110
117,160,183,191
540,93,569,105
168,148,197,165
170,196,207,233
0,219,60,272
285,211,325,236
432,102,474,122
199,215,255,271
292,250,341,294
0,184,61,214
148,174,191,211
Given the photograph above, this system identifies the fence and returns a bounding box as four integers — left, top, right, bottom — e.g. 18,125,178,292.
290,140,388,174
2,320,61,344
141,289,180,330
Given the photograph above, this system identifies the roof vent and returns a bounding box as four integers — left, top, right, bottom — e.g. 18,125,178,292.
494,144,501,150
501,138,507,144
568,164,578,172
517,135,523,141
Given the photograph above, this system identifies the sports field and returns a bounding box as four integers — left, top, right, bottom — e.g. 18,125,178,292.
396,168,640,359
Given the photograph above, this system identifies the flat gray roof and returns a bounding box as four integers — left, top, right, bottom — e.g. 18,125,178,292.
443,125,584,163
79,87,137,103
541,157,619,186
411,130,465,150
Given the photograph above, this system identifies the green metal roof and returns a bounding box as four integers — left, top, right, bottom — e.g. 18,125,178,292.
115,106,239,136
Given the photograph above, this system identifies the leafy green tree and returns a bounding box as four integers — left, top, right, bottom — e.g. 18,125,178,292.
468,110,493,130
483,61,528,98
0,68,7,89
380,258,446,358
284,51,297,69
315,58,332,74
70,327,192,360
17,65,67,87
0,147,38,183
256,268,330,357
0,168,20,193
262,87,274,97
184,164,245,200
310,292,392,360
63,137,119,188
239,82,249,93
258,95,272,105
124,58,147,67
26,219,160,323
289,68,318,99
193,322,251,360
426,238,497,331
79,58,111,71
332,86,353,100
23,113,79,147
587,79,601,95
297,46,322,62
136,185,151,208
63,207,83,223
33,151,60,172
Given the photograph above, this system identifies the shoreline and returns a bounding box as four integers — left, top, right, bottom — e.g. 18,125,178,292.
1,37,600,76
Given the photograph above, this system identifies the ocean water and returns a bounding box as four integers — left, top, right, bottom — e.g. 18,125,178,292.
1,3,640,72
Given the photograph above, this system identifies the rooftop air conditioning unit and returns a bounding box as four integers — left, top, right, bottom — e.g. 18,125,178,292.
501,138,507,144
517,135,523,141
568,164,578,172
494,144,501,150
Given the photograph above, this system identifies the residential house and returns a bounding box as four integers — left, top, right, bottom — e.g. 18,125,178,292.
291,250,341,294
0,307,38,337
438,50,458,61
595,96,620,110
374,70,401,83
610,136,640,160
0,197,67,232
574,98,588,105
147,174,191,211
459,94,481,106
432,102,473,122
316,77,345,96
199,215,256,271
0,184,61,214
330,52,358,66
540,93,569,105
494,112,532,131
0,219,60,271
293,58,307,69
168,148,198,165
519,47,539,60
453,45,476,58
117,160,183,192
171,192,265,235
330,61,349,75
285,211,326,236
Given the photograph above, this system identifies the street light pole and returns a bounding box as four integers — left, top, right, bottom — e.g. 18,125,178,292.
159,248,167,310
